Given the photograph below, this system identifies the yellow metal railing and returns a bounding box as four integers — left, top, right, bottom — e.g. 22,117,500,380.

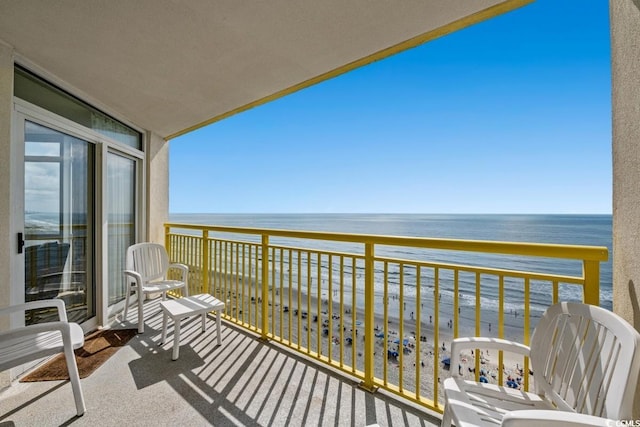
164,222,608,413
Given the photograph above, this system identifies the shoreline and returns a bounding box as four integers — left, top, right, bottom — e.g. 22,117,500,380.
217,276,534,403
210,266,540,344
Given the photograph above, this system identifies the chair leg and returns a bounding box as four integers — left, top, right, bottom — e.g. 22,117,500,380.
63,342,86,416
172,318,181,361
441,404,452,427
160,311,168,345
137,290,145,333
123,285,131,319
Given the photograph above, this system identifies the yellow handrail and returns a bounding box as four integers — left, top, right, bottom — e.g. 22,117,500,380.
165,223,608,260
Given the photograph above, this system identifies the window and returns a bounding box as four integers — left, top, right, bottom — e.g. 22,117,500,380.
14,67,141,150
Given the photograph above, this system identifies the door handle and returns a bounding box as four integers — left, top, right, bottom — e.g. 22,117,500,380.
17,232,24,254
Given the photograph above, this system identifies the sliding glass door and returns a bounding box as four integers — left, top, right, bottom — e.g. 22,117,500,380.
24,121,95,324
107,153,136,308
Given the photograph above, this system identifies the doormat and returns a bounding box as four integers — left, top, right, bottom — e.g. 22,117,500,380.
20,328,137,382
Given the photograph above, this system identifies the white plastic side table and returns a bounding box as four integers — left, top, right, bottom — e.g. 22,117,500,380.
160,293,225,360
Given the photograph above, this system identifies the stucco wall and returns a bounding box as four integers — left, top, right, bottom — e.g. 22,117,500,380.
611,0,640,418
0,45,13,306
0,43,13,388
146,132,169,245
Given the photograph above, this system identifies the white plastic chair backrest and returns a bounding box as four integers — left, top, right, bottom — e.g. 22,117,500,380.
530,302,640,420
126,242,170,284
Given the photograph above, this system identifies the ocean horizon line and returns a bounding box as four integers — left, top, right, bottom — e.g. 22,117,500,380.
170,212,613,217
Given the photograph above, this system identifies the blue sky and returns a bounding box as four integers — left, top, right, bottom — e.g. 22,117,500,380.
170,0,611,214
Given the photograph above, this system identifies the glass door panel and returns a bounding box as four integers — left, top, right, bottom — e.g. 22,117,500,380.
24,121,95,324
107,153,136,307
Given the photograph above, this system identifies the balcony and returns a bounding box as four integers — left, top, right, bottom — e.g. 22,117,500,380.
0,222,607,424
0,297,441,426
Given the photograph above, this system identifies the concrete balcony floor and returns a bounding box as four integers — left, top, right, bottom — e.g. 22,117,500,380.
0,298,440,426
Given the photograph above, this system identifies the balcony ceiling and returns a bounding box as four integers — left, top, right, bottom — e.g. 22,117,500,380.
0,0,529,139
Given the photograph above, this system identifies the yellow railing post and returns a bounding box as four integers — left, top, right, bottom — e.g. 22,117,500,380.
362,242,375,391
261,234,269,339
202,230,209,295
164,224,171,255
583,260,600,306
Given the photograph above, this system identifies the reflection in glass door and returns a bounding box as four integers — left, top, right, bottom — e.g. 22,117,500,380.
24,121,95,324
107,153,136,308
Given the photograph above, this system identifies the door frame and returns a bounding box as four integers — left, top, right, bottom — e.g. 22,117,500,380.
103,149,144,319
12,98,145,331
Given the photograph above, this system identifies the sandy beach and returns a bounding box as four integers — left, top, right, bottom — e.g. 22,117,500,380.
213,272,534,405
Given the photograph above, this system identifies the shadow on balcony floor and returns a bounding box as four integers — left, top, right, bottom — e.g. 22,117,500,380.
0,298,441,426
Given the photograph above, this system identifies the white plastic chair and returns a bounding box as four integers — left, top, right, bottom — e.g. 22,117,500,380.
442,302,640,427
0,299,86,416
123,242,189,333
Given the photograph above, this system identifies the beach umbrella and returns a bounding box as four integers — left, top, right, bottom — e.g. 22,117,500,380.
442,357,451,370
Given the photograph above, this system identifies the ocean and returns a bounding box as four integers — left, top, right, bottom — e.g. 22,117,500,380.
168,213,613,318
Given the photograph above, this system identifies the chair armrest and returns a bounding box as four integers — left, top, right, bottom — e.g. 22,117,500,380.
0,321,74,342
0,321,84,374
501,410,613,427
168,263,188,276
168,263,189,284
0,299,67,322
124,269,143,285
450,337,530,378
